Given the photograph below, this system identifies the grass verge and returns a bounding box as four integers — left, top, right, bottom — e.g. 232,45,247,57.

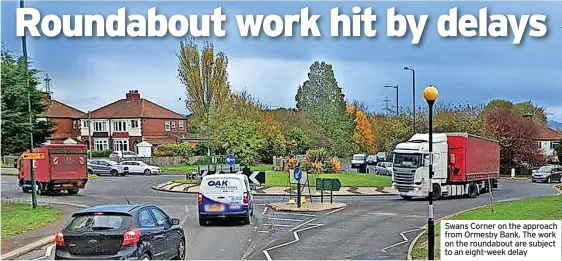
411,188,562,260
1,202,62,240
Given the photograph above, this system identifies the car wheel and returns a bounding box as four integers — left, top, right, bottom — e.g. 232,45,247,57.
110,169,118,176
144,169,152,176
546,177,551,183
173,239,185,260
559,176,562,183
140,253,151,260
400,195,413,200
88,169,94,174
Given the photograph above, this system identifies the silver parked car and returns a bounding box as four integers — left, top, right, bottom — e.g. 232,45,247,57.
87,159,129,176
374,162,393,176
532,165,562,183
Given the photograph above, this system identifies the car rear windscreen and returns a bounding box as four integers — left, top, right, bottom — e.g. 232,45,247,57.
202,177,244,193
66,213,131,231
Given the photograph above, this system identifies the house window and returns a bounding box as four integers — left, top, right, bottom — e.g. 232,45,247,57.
93,121,108,132
131,120,139,129
179,120,184,130
171,121,176,130
537,142,542,148
94,139,109,151
113,120,127,132
113,139,129,151
552,142,559,150
165,121,171,131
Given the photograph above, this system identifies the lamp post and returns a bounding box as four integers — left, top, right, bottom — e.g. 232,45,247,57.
383,85,399,115
403,67,416,134
423,85,438,260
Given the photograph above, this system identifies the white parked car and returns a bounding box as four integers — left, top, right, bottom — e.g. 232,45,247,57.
109,151,137,162
120,161,161,175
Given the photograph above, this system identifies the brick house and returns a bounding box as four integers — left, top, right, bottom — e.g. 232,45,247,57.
40,93,85,144
535,125,561,160
80,90,190,152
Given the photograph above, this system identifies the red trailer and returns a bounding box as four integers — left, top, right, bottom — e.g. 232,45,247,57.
446,133,500,184
18,144,88,195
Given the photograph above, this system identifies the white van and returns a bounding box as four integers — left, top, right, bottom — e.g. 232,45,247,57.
198,174,254,226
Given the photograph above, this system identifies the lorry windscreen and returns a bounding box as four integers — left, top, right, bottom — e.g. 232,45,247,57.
393,154,421,168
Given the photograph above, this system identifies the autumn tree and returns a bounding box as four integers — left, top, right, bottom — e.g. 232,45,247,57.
432,103,490,137
1,49,55,155
295,61,354,156
257,113,287,163
177,38,231,122
484,107,546,170
346,105,376,154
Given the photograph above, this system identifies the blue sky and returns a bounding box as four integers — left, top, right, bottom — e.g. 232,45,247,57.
2,1,562,121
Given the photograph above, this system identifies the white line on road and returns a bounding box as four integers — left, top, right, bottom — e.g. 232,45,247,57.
368,212,426,219
180,205,189,226
272,224,293,227
263,222,324,260
262,206,268,215
269,217,303,222
326,207,346,215
270,212,315,217
381,227,425,253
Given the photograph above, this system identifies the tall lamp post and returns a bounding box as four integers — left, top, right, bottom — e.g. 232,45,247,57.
383,85,399,115
403,67,416,134
423,85,438,260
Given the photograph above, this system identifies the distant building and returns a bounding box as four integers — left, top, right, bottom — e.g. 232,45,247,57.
80,90,199,152
39,93,85,144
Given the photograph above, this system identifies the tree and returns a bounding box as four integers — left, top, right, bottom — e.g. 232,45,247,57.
483,99,547,125
272,108,332,149
257,113,287,163
295,61,354,156
433,103,490,137
1,49,55,155
484,107,546,170
346,105,376,154
177,38,231,121
285,127,312,156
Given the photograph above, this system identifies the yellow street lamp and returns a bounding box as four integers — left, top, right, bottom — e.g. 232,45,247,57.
423,85,438,260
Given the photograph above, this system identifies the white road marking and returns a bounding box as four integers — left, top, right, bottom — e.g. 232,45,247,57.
368,212,426,219
261,206,268,214
263,221,324,260
269,217,303,222
257,230,271,233
180,205,189,226
270,212,315,217
272,224,293,228
326,207,346,215
381,227,425,253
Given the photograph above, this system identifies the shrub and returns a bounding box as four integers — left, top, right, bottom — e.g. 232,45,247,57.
307,148,331,163
156,143,195,159
90,150,111,158
194,156,213,165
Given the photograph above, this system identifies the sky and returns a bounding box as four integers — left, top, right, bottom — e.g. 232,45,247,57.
2,1,562,121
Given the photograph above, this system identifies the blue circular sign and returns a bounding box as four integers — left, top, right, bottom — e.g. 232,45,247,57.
294,167,302,181
225,154,236,166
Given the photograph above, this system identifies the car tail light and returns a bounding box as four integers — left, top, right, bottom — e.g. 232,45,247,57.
198,193,203,205
55,232,65,247
122,229,141,246
243,192,249,204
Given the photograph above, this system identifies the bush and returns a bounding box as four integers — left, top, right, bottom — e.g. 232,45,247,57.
90,150,111,158
307,148,331,163
194,156,213,165
155,143,195,159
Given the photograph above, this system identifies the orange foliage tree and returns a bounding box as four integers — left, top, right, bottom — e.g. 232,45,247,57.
346,105,376,154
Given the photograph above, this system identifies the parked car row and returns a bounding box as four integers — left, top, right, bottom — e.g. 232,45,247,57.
532,165,562,183
88,159,161,176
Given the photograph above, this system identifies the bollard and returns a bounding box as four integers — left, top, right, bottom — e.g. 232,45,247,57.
511,168,515,178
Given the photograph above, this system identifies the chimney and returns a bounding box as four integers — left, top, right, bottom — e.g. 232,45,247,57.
126,90,141,100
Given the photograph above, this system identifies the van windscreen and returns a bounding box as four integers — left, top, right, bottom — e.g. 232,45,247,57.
202,177,244,193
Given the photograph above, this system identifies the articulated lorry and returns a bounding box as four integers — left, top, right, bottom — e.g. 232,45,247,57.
392,132,500,200
17,144,88,195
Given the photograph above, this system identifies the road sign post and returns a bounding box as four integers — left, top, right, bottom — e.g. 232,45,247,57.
225,154,236,173
23,152,44,208
294,166,302,208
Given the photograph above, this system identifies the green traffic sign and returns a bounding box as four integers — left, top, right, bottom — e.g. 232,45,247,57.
315,178,341,191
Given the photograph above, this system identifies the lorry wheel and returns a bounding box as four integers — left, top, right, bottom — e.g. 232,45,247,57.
468,183,479,198
67,189,79,195
432,184,441,200
400,195,413,200
22,186,30,193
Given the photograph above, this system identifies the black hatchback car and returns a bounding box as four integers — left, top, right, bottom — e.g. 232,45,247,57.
54,204,185,260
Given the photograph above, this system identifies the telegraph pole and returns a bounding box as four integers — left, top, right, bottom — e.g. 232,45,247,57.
383,97,391,114
21,0,37,209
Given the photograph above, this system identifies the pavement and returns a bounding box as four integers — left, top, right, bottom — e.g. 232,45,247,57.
154,181,394,196
1,174,557,260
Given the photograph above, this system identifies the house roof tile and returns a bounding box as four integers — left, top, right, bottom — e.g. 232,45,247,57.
88,90,186,119
43,98,85,118
536,124,562,141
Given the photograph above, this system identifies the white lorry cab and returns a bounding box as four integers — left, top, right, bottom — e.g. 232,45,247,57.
198,174,254,226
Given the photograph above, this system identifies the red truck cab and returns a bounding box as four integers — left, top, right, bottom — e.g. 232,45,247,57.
17,144,88,195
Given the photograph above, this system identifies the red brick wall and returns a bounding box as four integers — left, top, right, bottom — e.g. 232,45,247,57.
50,118,76,137
142,119,188,136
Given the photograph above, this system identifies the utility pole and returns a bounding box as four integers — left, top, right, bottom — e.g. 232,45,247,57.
88,111,92,159
383,97,391,114
403,67,416,134
384,85,399,116
20,0,37,209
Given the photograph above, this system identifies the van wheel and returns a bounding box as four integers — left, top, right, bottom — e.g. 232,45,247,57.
243,214,250,225
68,189,79,195
199,216,207,226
